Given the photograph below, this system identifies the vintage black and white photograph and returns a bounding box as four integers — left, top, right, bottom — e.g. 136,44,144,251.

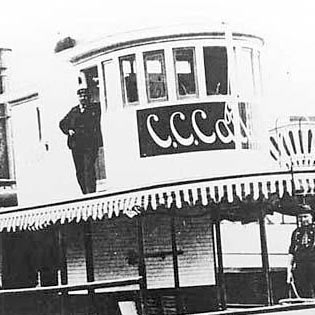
0,0,315,314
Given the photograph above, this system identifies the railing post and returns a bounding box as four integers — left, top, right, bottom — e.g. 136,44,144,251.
60,291,68,315
258,208,274,306
0,233,4,315
57,225,68,315
170,207,183,314
137,214,147,315
83,220,97,315
214,208,227,310
0,293,3,315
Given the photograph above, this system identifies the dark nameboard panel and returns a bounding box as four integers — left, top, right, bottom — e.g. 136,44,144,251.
137,102,235,157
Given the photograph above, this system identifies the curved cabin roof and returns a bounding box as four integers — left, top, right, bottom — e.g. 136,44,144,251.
66,22,264,64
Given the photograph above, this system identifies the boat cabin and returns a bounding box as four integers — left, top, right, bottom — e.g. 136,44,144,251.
0,23,314,315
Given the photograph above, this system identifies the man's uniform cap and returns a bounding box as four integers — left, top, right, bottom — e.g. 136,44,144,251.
77,88,89,96
297,204,314,215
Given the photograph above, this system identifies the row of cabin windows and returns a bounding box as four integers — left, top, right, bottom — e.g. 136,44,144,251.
119,46,259,106
79,46,259,108
119,47,228,105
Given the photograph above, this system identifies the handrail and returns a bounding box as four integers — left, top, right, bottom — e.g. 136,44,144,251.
0,179,16,187
223,253,287,256
195,300,315,315
269,121,315,132
0,277,142,295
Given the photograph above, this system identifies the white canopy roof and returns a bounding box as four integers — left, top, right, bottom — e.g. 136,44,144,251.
0,169,314,232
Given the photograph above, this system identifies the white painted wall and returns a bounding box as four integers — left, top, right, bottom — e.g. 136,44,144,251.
9,30,277,205
10,56,82,205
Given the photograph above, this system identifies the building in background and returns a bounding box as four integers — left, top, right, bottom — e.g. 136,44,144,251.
0,47,17,208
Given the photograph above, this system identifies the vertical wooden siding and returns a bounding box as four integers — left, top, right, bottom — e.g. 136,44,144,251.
66,223,87,284
176,215,215,286
143,214,215,288
92,217,139,291
144,214,174,289
65,213,215,289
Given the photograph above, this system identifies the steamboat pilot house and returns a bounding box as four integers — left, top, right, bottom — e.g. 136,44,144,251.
2,24,315,315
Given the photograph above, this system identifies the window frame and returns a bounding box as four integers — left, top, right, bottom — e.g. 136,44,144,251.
119,54,140,106
79,65,101,104
143,49,168,103
173,47,199,99
235,46,256,99
203,46,228,96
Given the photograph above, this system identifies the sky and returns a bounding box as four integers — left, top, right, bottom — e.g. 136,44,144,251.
1,0,315,126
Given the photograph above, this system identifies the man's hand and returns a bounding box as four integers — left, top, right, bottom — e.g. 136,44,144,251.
287,268,293,284
287,254,294,284
68,129,75,136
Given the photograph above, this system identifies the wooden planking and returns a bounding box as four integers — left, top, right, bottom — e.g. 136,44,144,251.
66,223,87,284
143,213,215,289
143,215,174,289
92,217,138,288
65,212,215,290
175,215,216,286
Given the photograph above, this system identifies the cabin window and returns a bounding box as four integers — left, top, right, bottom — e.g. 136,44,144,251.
237,47,255,98
203,47,228,95
79,66,100,103
143,50,168,102
239,102,253,149
173,47,198,98
119,54,139,105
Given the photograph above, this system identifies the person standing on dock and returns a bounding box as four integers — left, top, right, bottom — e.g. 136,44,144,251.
59,88,103,194
287,205,315,298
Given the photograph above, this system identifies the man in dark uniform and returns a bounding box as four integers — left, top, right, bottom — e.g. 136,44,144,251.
59,88,103,194
287,204,315,298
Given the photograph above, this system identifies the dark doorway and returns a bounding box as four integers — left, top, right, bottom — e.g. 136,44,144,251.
2,228,59,289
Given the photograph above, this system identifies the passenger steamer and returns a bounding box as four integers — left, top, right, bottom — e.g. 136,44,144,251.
0,23,314,314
